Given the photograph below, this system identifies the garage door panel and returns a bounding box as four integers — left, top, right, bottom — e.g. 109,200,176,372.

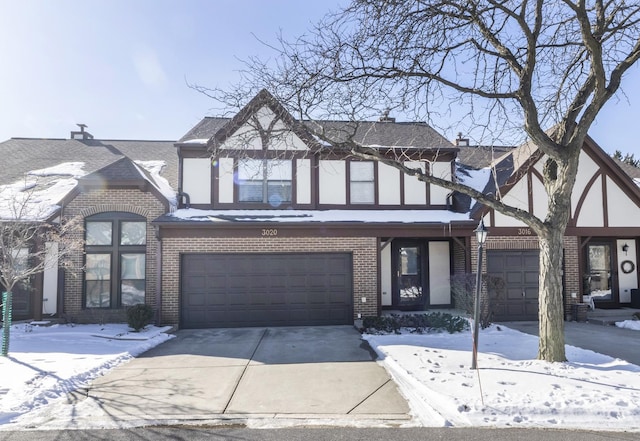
488,250,540,321
181,253,353,328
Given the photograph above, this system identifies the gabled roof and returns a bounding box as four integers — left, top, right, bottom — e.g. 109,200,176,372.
467,134,640,220
178,89,455,151
79,157,148,188
208,89,323,150
0,137,177,221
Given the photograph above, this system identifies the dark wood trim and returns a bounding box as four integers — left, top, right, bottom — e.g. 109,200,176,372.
156,221,477,239
425,161,431,207
602,173,609,228
527,170,534,214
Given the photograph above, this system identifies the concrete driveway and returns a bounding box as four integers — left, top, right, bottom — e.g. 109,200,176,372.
83,326,410,425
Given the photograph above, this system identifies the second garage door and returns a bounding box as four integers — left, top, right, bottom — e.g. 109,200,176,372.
487,250,540,321
181,253,353,328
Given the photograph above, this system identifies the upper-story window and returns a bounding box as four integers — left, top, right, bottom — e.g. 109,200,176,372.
350,161,375,204
84,213,147,309
238,158,292,205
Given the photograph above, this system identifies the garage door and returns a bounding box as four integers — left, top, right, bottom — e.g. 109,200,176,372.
181,253,353,328
487,250,539,321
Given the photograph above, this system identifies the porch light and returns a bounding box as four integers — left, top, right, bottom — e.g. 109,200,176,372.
622,243,629,255
471,219,489,370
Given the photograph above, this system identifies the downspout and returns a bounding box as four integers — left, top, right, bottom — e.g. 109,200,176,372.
154,225,163,326
177,191,191,209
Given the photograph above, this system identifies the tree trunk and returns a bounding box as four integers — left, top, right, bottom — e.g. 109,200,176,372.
537,229,567,362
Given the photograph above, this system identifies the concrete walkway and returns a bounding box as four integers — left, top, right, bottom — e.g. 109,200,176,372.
500,320,640,366
80,326,410,425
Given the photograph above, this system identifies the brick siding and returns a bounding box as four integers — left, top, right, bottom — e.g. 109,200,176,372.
160,236,378,326
61,188,166,323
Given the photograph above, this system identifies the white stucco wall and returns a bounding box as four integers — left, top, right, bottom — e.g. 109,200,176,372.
493,178,529,227
218,106,308,151
378,163,401,205
606,176,640,227
616,239,638,303
381,244,392,306
296,159,311,204
575,175,604,227
404,161,427,205
319,160,346,204
571,150,600,216
429,241,451,305
217,157,235,203
183,158,212,204
430,161,452,205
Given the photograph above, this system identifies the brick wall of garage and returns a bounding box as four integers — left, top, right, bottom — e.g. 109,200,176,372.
159,236,378,326
473,235,581,316
62,188,167,323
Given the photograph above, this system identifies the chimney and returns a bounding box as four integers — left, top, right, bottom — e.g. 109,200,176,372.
379,109,396,123
70,123,94,140
455,132,469,146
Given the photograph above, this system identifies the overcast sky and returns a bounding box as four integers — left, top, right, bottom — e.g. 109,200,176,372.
2,0,640,157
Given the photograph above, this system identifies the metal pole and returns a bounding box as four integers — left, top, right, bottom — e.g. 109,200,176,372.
471,243,483,370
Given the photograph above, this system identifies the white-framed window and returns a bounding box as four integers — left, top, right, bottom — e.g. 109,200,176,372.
238,158,292,205
350,161,375,204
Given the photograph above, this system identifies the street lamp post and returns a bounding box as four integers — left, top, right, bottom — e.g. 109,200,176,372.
471,219,488,370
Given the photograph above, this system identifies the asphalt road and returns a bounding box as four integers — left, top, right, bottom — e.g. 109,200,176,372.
0,427,637,441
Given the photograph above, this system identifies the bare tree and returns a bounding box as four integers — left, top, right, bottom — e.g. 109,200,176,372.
1,182,82,356
195,0,640,362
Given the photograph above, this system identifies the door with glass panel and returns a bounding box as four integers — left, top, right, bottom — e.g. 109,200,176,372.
584,242,616,307
392,241,426,309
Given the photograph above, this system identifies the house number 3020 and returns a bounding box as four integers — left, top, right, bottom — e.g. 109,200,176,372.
261,228,278,237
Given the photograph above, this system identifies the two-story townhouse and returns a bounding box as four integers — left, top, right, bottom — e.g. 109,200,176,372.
153,90,477,328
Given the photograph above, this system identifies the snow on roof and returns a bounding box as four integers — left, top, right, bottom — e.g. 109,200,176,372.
0,162,87,220
167,208,471,223
27,162,87,179
133,160,177,208
458,166,493,192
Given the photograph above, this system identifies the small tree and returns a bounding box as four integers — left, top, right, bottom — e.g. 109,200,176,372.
1,181,82,356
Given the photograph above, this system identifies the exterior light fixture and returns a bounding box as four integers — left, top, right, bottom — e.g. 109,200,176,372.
622,243,629,255
471,219,488,370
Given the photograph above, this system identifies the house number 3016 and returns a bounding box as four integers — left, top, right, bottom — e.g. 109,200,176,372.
261,228,278,237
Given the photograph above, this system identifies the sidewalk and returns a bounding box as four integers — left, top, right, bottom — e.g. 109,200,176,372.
501,320,640,366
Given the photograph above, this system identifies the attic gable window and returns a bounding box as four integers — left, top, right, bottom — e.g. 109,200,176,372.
238,158,292,205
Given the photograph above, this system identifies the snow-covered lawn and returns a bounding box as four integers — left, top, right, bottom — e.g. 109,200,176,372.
365,321,640,432
0,320,639,431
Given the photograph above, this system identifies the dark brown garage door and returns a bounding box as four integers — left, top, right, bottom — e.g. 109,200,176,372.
181,253,353,328
487,250,539,321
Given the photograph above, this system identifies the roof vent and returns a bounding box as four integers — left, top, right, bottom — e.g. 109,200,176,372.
455,132,469,146
379,109,396,123
70,123,94,140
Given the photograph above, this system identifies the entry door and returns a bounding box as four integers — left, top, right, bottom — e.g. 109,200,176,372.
584,242,617,307
392,241,426,310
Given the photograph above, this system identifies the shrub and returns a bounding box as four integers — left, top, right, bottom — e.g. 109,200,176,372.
127,303,154,331
450,273,505,329
362,312,468,334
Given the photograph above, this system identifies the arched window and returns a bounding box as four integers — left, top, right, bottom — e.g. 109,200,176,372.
84,212,147,308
